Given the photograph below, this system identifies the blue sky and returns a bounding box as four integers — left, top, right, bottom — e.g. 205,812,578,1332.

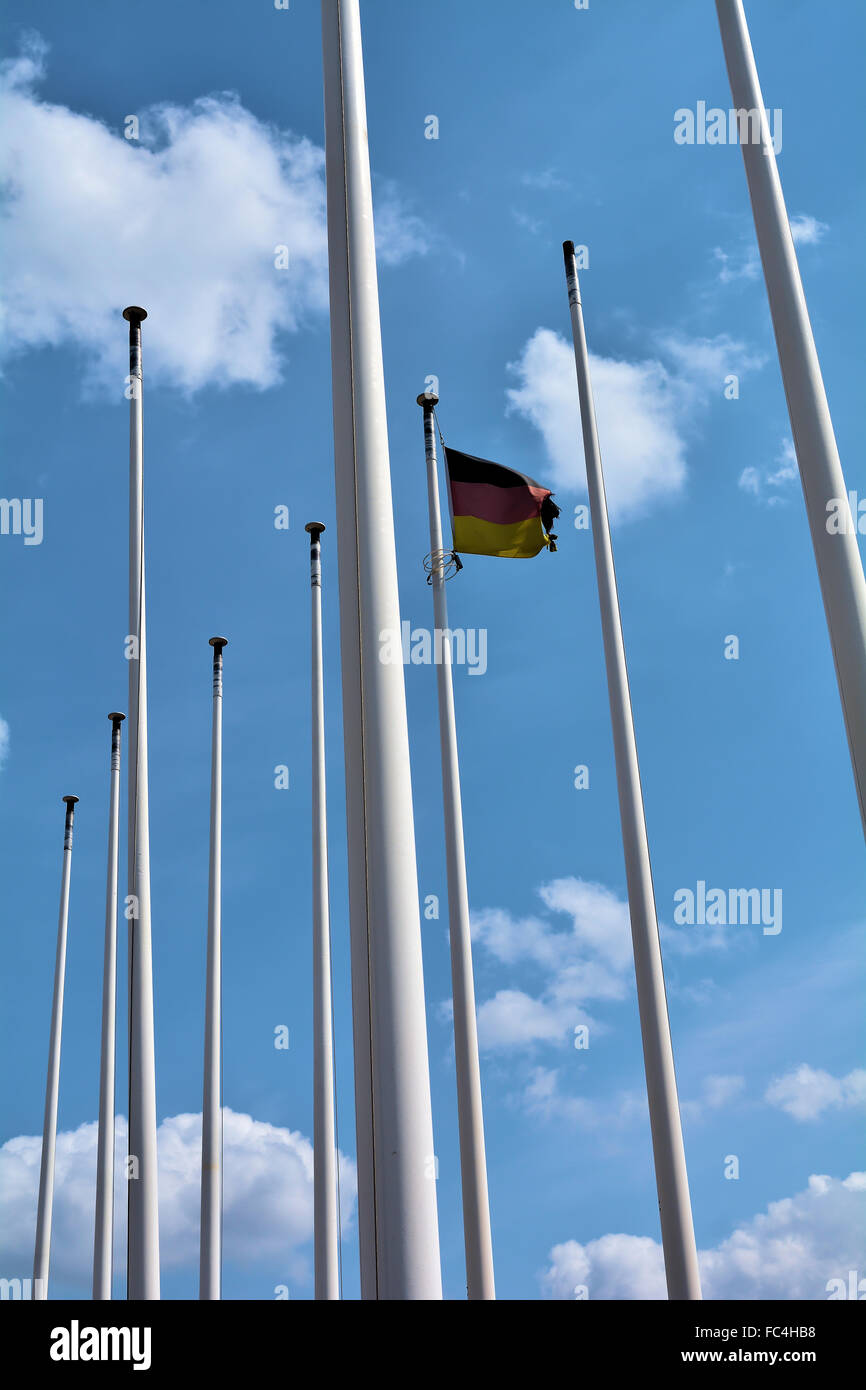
1,0,864,1300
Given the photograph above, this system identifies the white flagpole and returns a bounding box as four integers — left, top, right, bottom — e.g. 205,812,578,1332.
715,0,866,840
562,243,701,1301
320,0,443,1299
306,524,340,1301
33,793,78,1301
417,394,495,1301
200,637,226,1300
93,715,124,1300
123,305,160,1301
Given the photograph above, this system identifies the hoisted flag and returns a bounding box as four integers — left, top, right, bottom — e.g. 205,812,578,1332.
444,447,559,558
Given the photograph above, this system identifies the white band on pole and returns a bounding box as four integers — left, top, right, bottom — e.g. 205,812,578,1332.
715,0,866,840
320,0,442,1299
562,244,702,1301
94,716,124,1300
33,794,78,1301
417,395,496,1301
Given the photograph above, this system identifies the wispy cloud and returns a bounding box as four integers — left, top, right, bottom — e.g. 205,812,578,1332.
520,168,567,191
714,212,828,286
739,437,798,505
468,877,727,1053
790,214,829,246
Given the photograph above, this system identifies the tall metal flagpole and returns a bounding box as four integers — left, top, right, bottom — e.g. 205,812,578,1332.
562,243,702,1301
94,715,125,1300
715,0,866,841
33,794,78,1301
417,394,495,1301
306,524,340,1301
124,305,160,1301
320,0,443,1299
200,637,227,1300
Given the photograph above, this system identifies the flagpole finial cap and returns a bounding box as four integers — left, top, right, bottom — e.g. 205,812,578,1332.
108,712,126,723
209,636,228,651
122,306,148,323
416,391,439,409
305,522,326,538
62,795,79,805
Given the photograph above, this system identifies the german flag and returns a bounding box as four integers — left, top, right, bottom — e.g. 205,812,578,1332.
444,447,560,559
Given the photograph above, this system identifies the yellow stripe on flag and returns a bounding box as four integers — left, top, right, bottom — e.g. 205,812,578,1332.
452,514,548,558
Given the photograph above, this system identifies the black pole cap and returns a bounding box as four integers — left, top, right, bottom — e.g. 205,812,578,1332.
122,306,148,323
108,712,126,723
209,636,228,650
416,391,439,409
62,795,80,805
304,522,326,539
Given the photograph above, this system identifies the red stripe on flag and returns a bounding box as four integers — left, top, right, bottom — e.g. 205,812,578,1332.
450,479,549,526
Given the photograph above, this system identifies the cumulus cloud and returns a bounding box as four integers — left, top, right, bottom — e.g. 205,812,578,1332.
541,1170,866,1299
0,714,9,768
0,1109,356,1292
506,328,760,520
765,1064,866,1122
0,36,426,394
739,437,798,505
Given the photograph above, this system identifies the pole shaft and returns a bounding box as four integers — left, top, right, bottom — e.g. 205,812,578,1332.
320,0,442,1299
563,246,701,1301
126,311,160,1300
200,644,224,1299
33,799,77,1301
94,722,123,1299
715,0,866,840
421,404,495,1300
310,532,340,1300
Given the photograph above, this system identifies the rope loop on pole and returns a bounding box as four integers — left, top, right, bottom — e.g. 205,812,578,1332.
424,548,463,584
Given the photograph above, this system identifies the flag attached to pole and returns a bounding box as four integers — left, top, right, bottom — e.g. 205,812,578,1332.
444,447,559,558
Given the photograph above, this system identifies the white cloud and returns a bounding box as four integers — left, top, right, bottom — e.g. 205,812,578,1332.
470,879,634,1050
765,1063,866,1122
739,437,798,505
541,1170,866,1299
511,208,545,237
476,991,573,1049
713,243,760,285
523,1066,646,1129
506,328,760,521
681,1073,745,1122
0,715,9,767
0,1109,356,1292
470,877,727,1052
714,213,827,286
790,214,829,246
520,169,567,191
0,37,426,394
